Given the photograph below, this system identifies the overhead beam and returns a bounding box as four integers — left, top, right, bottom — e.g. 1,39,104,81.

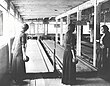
20,12,59,15
56,0,109,19
22,15,56,19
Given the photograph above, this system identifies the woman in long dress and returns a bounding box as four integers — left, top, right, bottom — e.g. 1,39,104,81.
11,24,29,83
62,24,77,85
100,25,110,78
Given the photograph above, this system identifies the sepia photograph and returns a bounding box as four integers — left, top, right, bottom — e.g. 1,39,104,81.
0,0,110,86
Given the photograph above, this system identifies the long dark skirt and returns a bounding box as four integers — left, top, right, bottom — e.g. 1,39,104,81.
98,47,110,79
62,49,76,85
12,53,26,80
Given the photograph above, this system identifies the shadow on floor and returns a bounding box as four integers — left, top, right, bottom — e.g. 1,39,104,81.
10,71,110,86
76,71,98,78
98,71,110,82
25,71,98,80
25,71,61,79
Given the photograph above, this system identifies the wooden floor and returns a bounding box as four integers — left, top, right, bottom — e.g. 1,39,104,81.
25,39,53,73
43,40,94,72
10,39,110,86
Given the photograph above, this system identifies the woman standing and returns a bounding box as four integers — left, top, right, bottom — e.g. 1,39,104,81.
100,25,110,74
62,24,77,86
12,23,29,83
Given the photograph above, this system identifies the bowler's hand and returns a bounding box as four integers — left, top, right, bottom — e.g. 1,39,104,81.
23,54,27,61
72,58,78,64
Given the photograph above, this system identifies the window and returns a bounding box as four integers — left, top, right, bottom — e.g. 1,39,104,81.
54,24,60,28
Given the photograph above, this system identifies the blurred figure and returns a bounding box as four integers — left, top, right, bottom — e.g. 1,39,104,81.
100,25,110,78
62,24,77,86
11,23,29,83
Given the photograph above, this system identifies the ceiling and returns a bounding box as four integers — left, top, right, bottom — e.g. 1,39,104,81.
10,0,89,21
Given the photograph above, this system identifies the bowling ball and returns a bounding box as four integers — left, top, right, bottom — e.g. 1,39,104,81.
24,56,29,62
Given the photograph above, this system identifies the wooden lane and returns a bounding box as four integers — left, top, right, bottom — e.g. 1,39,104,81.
10,39,110,86
25,39,49,73
42,40,95,72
